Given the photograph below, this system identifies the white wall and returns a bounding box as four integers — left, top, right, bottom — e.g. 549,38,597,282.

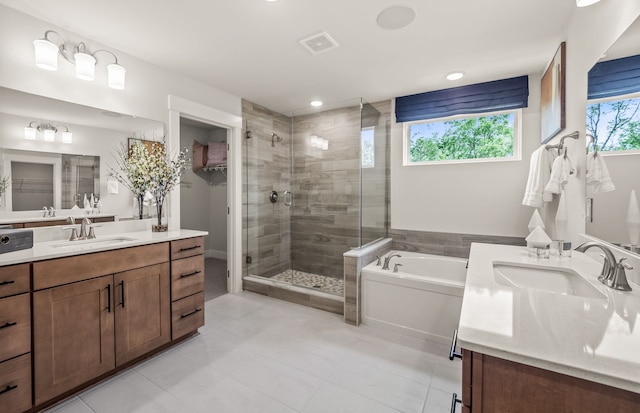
0,4,242,227
391,0,640,243
390,76,541,237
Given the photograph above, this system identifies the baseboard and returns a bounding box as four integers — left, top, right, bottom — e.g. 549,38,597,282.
205,249,227,260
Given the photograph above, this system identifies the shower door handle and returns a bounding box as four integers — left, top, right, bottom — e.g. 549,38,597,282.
284,190,292,207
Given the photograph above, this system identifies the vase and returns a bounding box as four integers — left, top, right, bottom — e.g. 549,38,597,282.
135,193,145,220
152,194,168,232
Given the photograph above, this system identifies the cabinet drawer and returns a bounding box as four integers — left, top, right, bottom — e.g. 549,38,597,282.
0,264,30,298
170,237,204,260
172,292,204,339
33,242,169,290
0,353,32,413
171,255,205,301
0,294,30,362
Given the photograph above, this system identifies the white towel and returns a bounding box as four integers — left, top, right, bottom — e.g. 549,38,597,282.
107,177,119,194
586,152,615,193
522,146,554,208
545,154,574,194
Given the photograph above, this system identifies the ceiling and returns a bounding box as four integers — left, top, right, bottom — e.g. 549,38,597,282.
0,0,578,114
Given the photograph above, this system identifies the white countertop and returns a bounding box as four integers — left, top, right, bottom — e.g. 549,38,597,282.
458,243,640,394
0,228,208,266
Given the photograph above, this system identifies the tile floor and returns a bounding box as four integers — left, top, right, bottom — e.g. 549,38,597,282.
204,258,228,301
45,292,462,413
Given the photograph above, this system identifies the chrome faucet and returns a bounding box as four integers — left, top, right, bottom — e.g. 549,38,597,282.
42,206,48,217
62,217,79,241
79,217,91,240
610,258,633,291
49,206,55,217
382,254,401,270
574,241,624,289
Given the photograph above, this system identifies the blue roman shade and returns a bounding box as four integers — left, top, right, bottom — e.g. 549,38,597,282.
395,75,529,123
588,54,640,100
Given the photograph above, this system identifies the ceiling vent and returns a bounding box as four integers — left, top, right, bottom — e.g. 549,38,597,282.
299,32,339,55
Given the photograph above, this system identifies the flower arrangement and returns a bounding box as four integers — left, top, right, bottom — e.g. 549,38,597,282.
0,175,10,200
111,140,188,231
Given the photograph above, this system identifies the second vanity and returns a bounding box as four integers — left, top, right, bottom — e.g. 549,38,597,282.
0,228,207,413
457,243,640,412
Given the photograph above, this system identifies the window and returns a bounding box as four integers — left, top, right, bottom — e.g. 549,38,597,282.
586,94,640,152
405,109,520,165
361,127,375,168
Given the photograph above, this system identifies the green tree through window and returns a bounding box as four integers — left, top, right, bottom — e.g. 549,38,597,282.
586,97,640,151
408,112,515,163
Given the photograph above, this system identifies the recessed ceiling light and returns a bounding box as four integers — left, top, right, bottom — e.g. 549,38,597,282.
310,100,323,107
446,72,465,81
376,5,416,30
576,0,600,7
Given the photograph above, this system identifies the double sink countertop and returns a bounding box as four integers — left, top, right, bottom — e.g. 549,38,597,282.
0,228,208,267
458,243,640,394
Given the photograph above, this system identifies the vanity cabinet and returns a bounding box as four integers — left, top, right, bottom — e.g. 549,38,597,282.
114,262,170,365
33,275,115,405
461,349,640,412
32,242,170,405
170,237,205,339
0,264,32,413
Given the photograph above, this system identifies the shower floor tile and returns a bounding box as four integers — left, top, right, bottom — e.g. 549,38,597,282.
271,269,344,296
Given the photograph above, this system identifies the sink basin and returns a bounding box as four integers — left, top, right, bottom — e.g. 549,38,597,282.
493,262,606,299
49,237,137,250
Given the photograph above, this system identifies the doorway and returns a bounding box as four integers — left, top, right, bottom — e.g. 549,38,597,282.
180,117,228,301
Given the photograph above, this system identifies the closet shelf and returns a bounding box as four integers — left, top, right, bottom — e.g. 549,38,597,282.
201,165,227,178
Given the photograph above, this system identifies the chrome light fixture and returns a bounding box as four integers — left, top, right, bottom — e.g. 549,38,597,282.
33,30,126,90
576,0,600,7
24,121,72,143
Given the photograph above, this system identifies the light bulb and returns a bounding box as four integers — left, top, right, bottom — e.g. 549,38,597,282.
33,39,59,71
74,52,96,80
107,63,126,89
24,127,37,140
43,128,55,142
62,131,73,144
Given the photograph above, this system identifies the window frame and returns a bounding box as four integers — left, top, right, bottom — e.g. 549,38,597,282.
586,91,640,156
402,108,522,166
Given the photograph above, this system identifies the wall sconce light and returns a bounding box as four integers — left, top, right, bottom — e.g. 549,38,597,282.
33,30,126,90
24,121,72,143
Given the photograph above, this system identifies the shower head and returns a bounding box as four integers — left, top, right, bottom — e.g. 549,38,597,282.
271,133,283,147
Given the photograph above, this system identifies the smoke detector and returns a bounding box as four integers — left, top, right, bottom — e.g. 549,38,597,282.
299,32,339,55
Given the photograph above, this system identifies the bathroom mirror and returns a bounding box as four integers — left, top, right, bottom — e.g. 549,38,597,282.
0,87,164,219
585,16,640,255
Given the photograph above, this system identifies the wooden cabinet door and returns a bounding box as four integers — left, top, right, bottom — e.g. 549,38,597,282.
114,263,170,366
33,275,115,405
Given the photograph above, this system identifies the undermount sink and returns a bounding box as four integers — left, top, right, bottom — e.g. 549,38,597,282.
49,237,137,249
493,262,606,299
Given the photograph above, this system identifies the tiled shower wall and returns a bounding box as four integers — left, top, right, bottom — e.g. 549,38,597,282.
290,105,362,279
242,100,292,277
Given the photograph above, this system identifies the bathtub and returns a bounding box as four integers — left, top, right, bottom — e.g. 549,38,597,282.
361,251,467,344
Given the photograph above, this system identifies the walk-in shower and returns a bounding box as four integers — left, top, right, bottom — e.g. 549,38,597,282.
242,98,389,306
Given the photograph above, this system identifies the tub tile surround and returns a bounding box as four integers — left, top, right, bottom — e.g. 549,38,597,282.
44,292,462,413
344,239,392,325
390,228,526,258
